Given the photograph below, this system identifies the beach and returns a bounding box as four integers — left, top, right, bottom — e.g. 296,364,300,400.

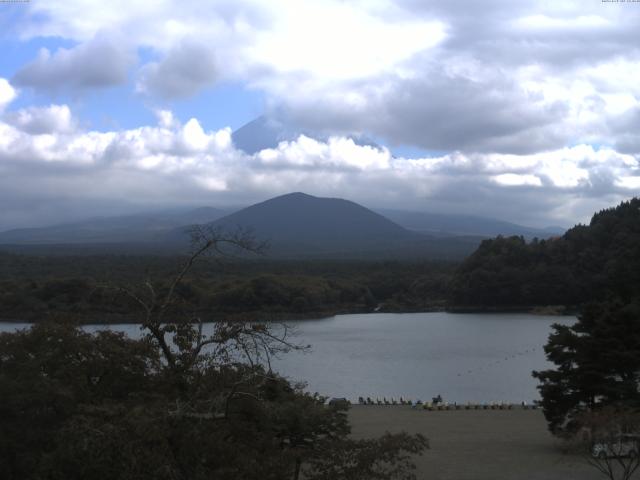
348,406,603,480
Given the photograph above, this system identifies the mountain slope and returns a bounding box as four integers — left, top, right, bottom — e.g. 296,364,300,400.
377,209,564,238
0,193,493,260
181,192,480,259
232,116,298,154
209,192,415,252
0,207,229,245
232,116,381,154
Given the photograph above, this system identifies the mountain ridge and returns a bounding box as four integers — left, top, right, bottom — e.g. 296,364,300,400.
0,207,229,244
376,208,564,239
0,193,562,259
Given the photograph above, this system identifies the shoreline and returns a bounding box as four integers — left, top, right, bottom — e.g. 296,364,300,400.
0,304,577,325
444,304,577,316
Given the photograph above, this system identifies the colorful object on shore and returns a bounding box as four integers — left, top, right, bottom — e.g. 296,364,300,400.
353,397,539,411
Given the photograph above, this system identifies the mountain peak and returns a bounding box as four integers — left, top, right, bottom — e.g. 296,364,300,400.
210,192,416,256
273,192,315,200
232,116,383,155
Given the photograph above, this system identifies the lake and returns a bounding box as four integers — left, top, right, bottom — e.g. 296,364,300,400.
274,312,574,404
0,312,574,404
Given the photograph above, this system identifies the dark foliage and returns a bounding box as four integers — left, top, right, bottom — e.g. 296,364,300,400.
533,298,640,434
0,324,427,480
0,322,160,479
0,228,428,479
450,197,640,308
0,256,454,322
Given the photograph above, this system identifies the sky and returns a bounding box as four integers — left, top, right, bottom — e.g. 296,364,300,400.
0,0,639,230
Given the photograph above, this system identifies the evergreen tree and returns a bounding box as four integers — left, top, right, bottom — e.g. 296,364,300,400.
533,298,640,434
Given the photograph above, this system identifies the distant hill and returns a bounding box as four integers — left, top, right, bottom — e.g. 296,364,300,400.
376,209,563,239
3,192,563,260
449,197,640,308
208,192,416,250
0,207,229,245
170,192,482,259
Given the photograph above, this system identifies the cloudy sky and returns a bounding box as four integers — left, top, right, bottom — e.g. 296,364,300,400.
0,0,639,230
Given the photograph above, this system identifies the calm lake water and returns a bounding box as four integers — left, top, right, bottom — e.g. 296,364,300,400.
0,312,574,403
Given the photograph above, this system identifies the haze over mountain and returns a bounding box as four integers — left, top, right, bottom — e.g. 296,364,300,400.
232,116,381,155
377,209,564,239
0,192,564,258
172,192,482,259
0,207,229,245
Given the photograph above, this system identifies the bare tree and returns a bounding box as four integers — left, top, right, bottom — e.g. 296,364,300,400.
575,408,640,480
113,225,306,416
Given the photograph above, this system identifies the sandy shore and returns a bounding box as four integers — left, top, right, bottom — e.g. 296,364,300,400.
348,406,602,480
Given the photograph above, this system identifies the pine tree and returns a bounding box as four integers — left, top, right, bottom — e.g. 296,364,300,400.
533,298,640,434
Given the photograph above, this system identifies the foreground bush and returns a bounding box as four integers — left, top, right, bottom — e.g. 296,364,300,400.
0,228,427,480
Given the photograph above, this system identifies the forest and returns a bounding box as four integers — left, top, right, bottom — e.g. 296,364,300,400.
449,198,640,309
1,198,639,323
0,254,454,323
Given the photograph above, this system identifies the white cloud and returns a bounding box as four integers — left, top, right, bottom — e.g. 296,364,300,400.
247,0,446,80
0,104,638,230
616,176,640,190
20,1,444,80
10,0,640,156
3,0,640,229
0,79,17,112
12,34,135,92
492,173,542,187
137,41,218,98
181,118,215,151
5,104,75,134
257,135,390,170
155,110,177,129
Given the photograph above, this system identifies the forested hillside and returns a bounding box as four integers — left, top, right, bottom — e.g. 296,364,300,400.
449,198,640,308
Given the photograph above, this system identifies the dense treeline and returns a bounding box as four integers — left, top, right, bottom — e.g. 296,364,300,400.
0,255,454,322
449,198,640,308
